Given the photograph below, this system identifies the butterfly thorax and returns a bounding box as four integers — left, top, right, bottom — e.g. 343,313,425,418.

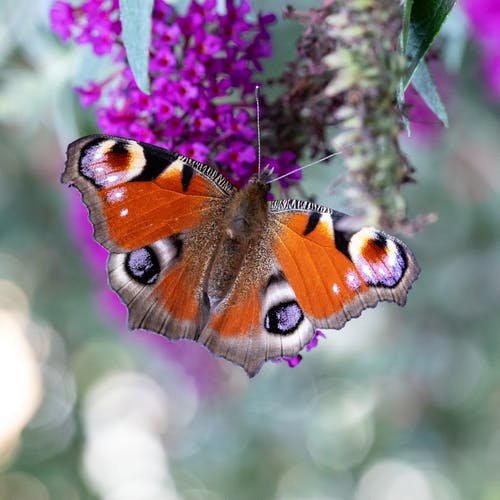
206,178,269,306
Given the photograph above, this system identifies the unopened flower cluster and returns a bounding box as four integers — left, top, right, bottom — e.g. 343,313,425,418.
259,1,418,231
50,0,301,188
323,0,412,230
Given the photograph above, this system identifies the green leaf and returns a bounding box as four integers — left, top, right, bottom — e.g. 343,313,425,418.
402,0,414,50
119,0,154,94
404,0,456,89
411,59,449,127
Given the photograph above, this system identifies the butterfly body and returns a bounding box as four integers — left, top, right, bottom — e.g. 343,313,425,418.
63,135,420,376
207,178,269,305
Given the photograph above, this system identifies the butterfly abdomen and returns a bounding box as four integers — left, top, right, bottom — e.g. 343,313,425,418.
206,180,269,307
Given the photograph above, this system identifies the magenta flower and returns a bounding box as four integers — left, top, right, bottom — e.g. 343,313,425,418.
404,59,452,144
49,0,302,188
264,151,301,189
149,46,176,73
279,355,303,368
74,81,103,108
178,142,210,162
462,0,500,98
49,1,75,41
484,52,500,96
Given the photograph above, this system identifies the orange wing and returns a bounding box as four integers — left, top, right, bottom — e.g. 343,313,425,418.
63,135,235,341
63,135,235,252
269,199,420,329
194,200,419,377
198,249,318,377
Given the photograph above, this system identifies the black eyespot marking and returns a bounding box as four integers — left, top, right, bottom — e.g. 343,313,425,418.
111,140,129,155
265,300,304,335
373,232,387,249
181,164,194,192
304,211,321,236
125,247,160,285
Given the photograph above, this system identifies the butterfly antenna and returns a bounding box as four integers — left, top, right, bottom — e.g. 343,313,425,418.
267,151,341,184
255,85,262,177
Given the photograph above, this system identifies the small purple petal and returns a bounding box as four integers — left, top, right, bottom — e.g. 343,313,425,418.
272,355,303,368
306,330,326,352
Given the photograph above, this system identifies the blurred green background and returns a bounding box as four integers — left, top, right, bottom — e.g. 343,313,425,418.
1,1,500,499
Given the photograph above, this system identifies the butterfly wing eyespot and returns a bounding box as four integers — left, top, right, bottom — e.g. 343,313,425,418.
124,247,162,285
268,200,420,330
198,267,317,377
264,300,304,335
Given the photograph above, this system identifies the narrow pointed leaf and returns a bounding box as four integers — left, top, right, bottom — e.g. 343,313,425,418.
402,0,414,50
119,0,154,94
411,59,449,127
404,0,456,89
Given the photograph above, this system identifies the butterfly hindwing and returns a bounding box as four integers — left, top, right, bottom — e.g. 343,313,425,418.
198,237,316,376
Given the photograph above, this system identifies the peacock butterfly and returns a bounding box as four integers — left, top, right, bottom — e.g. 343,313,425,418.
62,134,420,376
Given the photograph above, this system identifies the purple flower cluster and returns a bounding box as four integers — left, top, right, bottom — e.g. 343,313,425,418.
50,0,301,187
462,0,500,98
50,0,121,54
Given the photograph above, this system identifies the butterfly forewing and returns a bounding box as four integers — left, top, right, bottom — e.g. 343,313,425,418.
63,134,234,251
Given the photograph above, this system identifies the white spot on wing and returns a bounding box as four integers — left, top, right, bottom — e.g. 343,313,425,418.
346,270,361,290
385,240,399,267
120,208,129,217
105,174,119,185
106,187,125,203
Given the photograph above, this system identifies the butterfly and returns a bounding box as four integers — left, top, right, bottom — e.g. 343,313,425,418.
63,134,420,376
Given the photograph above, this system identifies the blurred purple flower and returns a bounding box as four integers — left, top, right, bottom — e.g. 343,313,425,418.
462,0,500,98
306,329,326,351
50,1,75,41
484,53,500,97
74,81,103,107
279,355,303,368
264,151,301,189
